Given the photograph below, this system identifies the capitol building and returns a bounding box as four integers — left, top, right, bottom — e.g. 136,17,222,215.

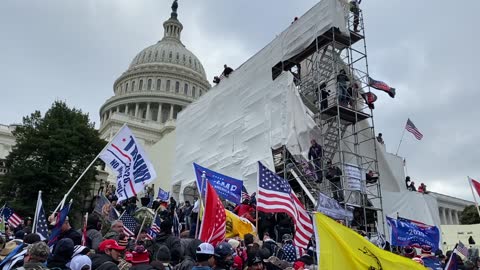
98,1,210,190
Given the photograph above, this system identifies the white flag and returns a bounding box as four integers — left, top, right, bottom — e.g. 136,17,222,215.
99,125,157,202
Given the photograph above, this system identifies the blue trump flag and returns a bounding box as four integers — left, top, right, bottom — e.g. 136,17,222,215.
157,187,170,201
193,163,243,204
386,216,440,252
48,202,71,246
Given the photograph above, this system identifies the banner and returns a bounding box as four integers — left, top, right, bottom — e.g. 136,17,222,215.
344,163,364,191
193,163,243,204
99,125,157,202
386,216,440,252
313,212,425,269
316,192,353,221
157,187,170,201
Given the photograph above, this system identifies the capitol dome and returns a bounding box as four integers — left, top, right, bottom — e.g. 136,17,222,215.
99,0,211,144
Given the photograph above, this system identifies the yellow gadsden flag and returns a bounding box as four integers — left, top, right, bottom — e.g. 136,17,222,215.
313,212,425,270
225,210,256,239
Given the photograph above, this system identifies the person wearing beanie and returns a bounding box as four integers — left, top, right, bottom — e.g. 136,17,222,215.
68,255,92,270
153,220,181,265
47,238,75,270
192,243,215,270
90,239,126,270
151,245,173,270
20,241,50,270
23,233,41,244
129,245,152,270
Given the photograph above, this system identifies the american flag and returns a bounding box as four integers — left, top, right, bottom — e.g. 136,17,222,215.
405,118,423,140
120,212,137,237
256,162,313,249
34,196,49,240
172,210,181,237
241,186,250,201
457,241,469,257
2,206,22,228
147,215,161,240
199,181,226,246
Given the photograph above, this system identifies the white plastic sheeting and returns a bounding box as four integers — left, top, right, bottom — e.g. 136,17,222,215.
173,0,347,194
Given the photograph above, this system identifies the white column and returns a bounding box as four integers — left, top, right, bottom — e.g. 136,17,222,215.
441,208,446,224
447,209,453,225
146,102,151,120
157,103,162,123
116,106,120,113
169,104,174,119
125,104,129,114
454,211,460,224
135,103,139,118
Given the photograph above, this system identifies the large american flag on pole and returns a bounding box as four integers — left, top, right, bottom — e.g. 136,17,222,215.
120,212,137,237
256,162,313,249
405,118,423,140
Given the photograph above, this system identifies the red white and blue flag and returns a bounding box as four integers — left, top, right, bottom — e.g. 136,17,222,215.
99,125,157,202
147,216,161,240
368,76,396,98
256,162,313,249
120,212,137,237
405,119,423,140
2,206,22,228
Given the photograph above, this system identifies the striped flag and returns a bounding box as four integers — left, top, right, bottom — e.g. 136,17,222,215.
34,195,49,240
256,162,313,249
405,119,423,140
368,76,396,98
120,212,137,237
199,181,226,246
445,249,458,270
457,241,469,257
48,202,71,246
147,216,161,240
172,211,181,237
241,186,251,201
2,206,22,228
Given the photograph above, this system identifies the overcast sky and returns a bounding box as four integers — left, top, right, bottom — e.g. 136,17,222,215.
1,0,478,200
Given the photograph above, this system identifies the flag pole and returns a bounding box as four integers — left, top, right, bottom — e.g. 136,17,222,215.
33,190,42,234
118,210,126,220
135,216,147,244
195,171,206,239
395,125,406,155
53,124,127,213
467,176,480,219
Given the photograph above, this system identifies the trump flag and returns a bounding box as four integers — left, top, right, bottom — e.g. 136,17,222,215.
99,125,157,202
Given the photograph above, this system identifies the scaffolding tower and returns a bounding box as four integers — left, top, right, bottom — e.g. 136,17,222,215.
271,6,383,234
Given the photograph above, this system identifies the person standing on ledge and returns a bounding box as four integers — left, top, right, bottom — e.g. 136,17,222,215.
222,65,234,78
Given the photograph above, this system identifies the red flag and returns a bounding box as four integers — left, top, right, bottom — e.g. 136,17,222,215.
471,178,480,197
199,181,226,246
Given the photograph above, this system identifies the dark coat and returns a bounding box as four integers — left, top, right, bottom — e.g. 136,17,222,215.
90,253,120,270
60,228,82,246
153,233,182,265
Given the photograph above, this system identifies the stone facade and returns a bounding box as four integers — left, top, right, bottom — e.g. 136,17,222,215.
0,124,16,176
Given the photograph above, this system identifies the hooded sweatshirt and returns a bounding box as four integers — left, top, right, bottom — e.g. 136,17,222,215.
174,239,202,270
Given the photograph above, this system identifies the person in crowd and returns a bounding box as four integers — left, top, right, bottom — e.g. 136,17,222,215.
213,76,221,85
104,220,124,241
349,0,362,32
86,214,103,251
169,197,177,216
336,69,350,106
154,220,182,265
48,238,75,270
233,200,255,222
19,241,50,270
183,201,193,231
222,65,234,78
91,240,125,270
213,242,234,270
261,234,279,258
227,239,243,270
274,214,293,243
174,238,202,270
319,83,329,110
23,233,41,244
128,245,151,270
376,133,384,144
257,213,275,241
14,230,25,241
405,176,411,189
69,255,92,270
248,257,264,270
418,183,427,194
293,255,314,270
192,242,215,270
325,160,343,202
407,181,417,192
22,217,33,234
277,234,298,263
263,256,292,270
308,139,323,183
347,82,359,108
152,245,173,270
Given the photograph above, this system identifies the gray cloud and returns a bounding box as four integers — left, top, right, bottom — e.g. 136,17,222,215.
1,0,479,200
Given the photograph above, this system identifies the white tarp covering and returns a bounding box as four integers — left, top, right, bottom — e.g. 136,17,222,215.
173,0,443,234
174,0,347,194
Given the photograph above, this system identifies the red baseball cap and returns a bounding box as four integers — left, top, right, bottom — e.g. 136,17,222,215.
98,240,126,252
